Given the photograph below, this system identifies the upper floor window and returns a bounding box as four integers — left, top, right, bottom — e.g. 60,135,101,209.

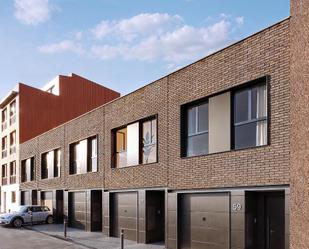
10,131,16,154
233,83,267,149
2,136,7,158
183,102,209,157
10,100,16,125
1,108,7,131
21,157,35,182
41,148,61,179
69,136,98,175
10,161,16,184
113,116,157,168
2,164,7,186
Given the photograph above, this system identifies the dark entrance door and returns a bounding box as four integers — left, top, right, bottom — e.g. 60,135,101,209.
55,190,64,223
146,191,165,243
21,191,30,205
245,191,285,249
91,190,102,231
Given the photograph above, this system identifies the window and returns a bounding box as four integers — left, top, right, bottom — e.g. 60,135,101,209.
69,136,98,175
2,164,7,185
2,136,7,158
9,100,16,125
233,83,267,149
10,161,16,184
183,102,209,157
113,116,158,168
2,108,7,131
11,191,16,203
87,136,97,172
41,149,61,179
142,118,157,164
10,131,16,154
21,157,35,182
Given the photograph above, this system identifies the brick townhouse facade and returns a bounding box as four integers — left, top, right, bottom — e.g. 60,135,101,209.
15,0,309,249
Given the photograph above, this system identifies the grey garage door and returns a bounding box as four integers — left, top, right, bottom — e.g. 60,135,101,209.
69,191,86,230
179,193,230,249
21,191,30,205
41,191,53,212
111,192,138,241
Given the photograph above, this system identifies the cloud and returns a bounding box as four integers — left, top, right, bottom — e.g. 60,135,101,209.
38,13,244,66
91,19,231,63
14,0,56,25
38,40,85,55
91,13,182,41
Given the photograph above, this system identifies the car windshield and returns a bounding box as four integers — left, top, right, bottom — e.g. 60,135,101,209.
14,206,28,213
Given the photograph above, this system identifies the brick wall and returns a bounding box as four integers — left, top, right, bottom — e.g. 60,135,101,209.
20,19,290,195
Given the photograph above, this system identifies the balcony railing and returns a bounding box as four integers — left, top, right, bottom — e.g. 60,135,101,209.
2,150,7,159
10,146,16,155
10,115,16,125
2,177,8,185
10,175,16,184
1,122,7,131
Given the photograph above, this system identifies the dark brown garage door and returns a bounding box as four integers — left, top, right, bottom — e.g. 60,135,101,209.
69,192,86,230
110,192,138,241
179,193,230,249
41,191,53,212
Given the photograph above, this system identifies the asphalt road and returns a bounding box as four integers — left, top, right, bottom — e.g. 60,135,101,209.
0,225,87,249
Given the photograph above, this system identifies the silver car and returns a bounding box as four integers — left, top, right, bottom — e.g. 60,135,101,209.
0,205,53,228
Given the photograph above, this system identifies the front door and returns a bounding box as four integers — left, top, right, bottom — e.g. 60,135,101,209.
266,194,285,249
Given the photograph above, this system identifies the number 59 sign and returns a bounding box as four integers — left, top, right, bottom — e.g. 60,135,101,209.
232,203,242,211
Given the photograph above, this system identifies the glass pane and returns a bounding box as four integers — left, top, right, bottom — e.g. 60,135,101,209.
251,87,257,119
151,119,157,144
187,133,209,157
234,122,256,149
127,122,139,166
143,144,157,164
47,151,54,179
234,89,249,123
198,103,208,132
117,151,127,168
257,84,267,118
256,120,267,146
187,107,196,135
79,140,88,174
143,121,151,146
116,128,127,152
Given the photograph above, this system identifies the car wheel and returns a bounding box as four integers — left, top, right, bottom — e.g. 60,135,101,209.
12,218,23,228
46,216,53,224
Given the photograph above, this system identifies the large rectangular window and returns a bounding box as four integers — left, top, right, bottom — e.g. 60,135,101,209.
2,108,7,131
183,101,209,157
10,161,16,184
10,100,16,125
69,136,98,175
2,136,7,158
113,116,158,168
41,149,61,179
21,157,35,182
2,164,7,185
10,131,16,154
233,83,267,149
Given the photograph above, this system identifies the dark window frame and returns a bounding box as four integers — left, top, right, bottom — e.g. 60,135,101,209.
111,115,158,168
180,76,270,158
21,157,35,183
41,148,61,180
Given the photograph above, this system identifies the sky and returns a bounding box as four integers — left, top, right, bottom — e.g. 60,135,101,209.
0,0,290,99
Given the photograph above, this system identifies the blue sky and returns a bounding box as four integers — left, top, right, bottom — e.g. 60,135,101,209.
0,0,289,99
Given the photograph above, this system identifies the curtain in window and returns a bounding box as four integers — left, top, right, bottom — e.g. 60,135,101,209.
256,84,267,146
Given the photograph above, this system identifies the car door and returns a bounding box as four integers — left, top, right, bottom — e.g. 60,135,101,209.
22,207,32,223
31,207,43,223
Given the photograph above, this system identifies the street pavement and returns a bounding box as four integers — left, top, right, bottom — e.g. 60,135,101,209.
0,224,165,249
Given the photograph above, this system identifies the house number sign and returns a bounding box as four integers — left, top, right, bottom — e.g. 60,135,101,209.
232,203,242,211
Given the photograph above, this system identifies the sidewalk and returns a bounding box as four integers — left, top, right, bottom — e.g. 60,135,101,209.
27,224,165,249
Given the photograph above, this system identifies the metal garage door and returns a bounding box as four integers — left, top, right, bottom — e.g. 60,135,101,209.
111,192,138,241
21,191,30,205
41,191,53,212
69,192,86,230
179,193,230,249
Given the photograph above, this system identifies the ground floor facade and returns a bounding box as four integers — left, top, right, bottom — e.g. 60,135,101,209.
19,185,289,249
1,184,20,213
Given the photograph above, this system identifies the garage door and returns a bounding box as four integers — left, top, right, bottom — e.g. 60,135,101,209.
69,192,86,230
111,192,138,241
41,191,53,212
179,193,230,249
